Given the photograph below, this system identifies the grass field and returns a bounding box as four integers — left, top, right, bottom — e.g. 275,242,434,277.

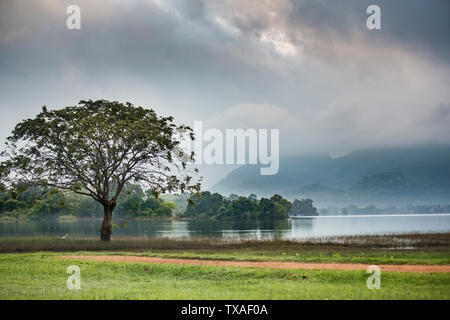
0,233,449,300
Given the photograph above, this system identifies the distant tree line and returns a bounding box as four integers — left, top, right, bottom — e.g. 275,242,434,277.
0,184,175,220
290,199,318,216
319,204,450,215
14,185,447,219
3,184,448,221
0,187,296,220
179,192,292,219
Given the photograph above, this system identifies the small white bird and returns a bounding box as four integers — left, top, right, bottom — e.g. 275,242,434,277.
61,234,69,239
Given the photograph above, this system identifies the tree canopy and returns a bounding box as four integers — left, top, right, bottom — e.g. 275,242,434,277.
291,199,318,216
0,100,200,240
181,192,292,220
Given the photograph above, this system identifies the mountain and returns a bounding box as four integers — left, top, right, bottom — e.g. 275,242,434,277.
351,172,411,194
209,145,450,206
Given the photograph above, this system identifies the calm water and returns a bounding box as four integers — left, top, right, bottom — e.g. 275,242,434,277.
1,214,449,239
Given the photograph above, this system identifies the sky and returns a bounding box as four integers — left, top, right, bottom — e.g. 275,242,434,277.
1,0,449,187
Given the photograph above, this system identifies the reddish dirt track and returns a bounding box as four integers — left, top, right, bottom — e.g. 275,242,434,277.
59,255,450,273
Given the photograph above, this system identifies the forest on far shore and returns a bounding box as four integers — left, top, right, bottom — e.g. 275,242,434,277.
1,185,447,221
0,185,315,220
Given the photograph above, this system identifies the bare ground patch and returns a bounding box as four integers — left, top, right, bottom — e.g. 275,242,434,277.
59,255,450,273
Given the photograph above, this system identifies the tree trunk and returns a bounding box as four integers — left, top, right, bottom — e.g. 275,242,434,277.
100,204,115,241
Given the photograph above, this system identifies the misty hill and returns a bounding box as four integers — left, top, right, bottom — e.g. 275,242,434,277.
351,172,411,194
210,145,450,206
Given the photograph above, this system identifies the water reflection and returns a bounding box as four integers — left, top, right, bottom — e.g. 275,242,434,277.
185,219,291,239
289,218,315,238
0,214,449,239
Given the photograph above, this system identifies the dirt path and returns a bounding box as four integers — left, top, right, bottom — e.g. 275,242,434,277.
59,255,450,273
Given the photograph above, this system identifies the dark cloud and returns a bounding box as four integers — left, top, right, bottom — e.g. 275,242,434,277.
0,0,449,184
287,0,450,62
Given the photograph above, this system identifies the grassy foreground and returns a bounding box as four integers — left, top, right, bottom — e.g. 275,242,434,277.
0,234,449,300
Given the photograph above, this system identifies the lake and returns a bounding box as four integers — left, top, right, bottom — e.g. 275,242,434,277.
1,214,449,239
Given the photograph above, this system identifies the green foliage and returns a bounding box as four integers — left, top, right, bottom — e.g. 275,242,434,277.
0,187,67,218
291,199,318,216
0,184,177,219
114,184,177,218
0,100,201,239
160,193,189,215
0,99,200,208
182,192,291,220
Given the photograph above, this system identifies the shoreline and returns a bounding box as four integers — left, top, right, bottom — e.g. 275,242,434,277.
2,212,450,223
0,232,449,254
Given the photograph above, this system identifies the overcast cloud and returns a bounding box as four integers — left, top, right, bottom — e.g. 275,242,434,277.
1,0,449,186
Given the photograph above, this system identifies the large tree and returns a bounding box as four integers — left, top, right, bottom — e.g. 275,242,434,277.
0,100,200,241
